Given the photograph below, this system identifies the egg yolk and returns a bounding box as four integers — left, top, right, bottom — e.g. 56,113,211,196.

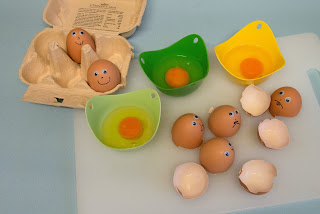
165,67,190,88
119,117,143,140
240,58,264,79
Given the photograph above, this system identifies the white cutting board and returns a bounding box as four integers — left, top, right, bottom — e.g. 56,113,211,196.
74,33,320,214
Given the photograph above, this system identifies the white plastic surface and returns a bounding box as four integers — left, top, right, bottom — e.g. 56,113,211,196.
74,33,320,214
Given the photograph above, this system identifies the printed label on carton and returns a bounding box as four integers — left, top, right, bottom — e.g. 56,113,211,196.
72,3,125,33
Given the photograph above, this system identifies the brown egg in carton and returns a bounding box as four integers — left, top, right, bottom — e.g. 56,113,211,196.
18,0,147,108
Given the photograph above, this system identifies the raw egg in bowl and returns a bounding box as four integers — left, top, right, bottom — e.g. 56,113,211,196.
215,20,285,85
85,88,161,150
139,34,209,97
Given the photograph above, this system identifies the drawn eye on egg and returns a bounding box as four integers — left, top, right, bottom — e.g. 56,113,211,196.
229,112,234,117
234,110,239,115
285,97,291,103
79,31,85,35
191,121,197,126
102,69,107,75
224,151,230,157
228,142,232,147
279,91,284,95
72,32,77,36
94,71,99,76
194,115,199,119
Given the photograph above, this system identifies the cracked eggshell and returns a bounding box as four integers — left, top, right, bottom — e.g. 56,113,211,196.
239,160,277,195
240,84,271,116
258,119,289,149
173,162,208,199
171,113,205,149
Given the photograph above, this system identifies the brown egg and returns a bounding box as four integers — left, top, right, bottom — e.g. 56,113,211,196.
269,87,302,117
199,138,235,173
208,105,241,137
171,113,205,149
66,28,95,63
87,60,121,93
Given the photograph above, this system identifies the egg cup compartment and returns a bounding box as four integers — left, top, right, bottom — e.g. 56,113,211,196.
139,34,209,97
18,0,147,108
215,20,286,85
85,88,161,150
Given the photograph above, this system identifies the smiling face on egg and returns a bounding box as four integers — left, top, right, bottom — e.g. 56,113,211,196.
87,60,121,93
171,113,205,149
208,105,241,137
269,87,302,117
66,28,95,63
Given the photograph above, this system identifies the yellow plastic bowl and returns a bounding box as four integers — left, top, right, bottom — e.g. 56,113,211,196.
215,20,286,85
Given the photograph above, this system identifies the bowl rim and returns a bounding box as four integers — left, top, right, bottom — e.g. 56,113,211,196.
85,88,162,151
138,34,209,91
214,20,286,82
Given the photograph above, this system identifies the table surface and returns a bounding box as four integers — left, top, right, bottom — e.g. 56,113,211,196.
1,0,319,213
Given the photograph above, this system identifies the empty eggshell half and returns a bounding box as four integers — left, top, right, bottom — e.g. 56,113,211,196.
173,162,208,199
239,160,277,195
240,84,271,116
258,119,290,149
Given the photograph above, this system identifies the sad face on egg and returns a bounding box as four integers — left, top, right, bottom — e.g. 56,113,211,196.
208,105,241,138
269,87,302,117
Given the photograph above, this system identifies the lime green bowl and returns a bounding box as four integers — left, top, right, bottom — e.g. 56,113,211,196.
85,88,161,150
139,34,209,97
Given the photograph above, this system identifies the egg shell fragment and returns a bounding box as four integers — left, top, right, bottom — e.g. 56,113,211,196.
240,84,271,116
239,160,277,195
258,119,290,149
173,162,209,199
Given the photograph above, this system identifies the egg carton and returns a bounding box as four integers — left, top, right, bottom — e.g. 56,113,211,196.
18,0,147,108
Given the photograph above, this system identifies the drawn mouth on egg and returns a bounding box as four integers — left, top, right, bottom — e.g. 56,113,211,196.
232,120,240,128
75,40,84,46
98,77,111,85
199,123,204,132
275,100,283,109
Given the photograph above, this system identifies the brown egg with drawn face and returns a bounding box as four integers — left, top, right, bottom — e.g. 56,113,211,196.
208,105,241,138
269,87,302,117
199,138,235,174
87,60,121,93
66,28,95,63
171,113,205,149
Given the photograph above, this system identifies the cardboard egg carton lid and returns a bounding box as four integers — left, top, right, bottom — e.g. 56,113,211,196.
43,0,147,37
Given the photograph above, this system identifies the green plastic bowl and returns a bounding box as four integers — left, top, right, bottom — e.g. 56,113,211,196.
85,88,161,150
139,34,209,97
